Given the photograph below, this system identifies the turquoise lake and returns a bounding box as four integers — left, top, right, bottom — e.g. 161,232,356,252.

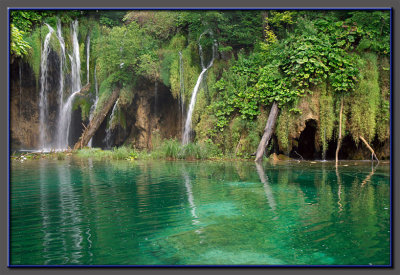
10,159,390,266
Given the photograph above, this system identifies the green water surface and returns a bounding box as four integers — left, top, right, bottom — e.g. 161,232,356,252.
10,159,390,266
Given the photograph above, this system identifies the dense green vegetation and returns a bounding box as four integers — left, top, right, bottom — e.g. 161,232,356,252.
10,10,390,159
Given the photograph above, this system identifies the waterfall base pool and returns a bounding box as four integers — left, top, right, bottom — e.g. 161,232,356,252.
10,159,390,266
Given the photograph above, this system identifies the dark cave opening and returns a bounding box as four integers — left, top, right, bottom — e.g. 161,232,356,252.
296,119,318,160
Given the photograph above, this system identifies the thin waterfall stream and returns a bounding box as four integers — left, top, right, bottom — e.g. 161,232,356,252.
88,67,99,148
86,34,90,85
182,31,217,145
104,99,119,149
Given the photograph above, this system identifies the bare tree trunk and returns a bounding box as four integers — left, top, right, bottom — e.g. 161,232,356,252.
335,97,344,166
255,101,279,163
74,88,120,150
359,136,379,162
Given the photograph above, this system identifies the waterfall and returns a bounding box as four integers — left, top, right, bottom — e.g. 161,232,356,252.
57,91,81,149
179,51,185,135
86,35,90,85
182,32,217,145
38,24,55,149
55,19,81,150
88,67,99,148
104,99,119,149
56,19,65,111
71,20,81,92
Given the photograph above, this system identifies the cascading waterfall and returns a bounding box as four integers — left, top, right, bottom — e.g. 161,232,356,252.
104,99,119,149
182,31,217,145
38,24,55,149
53,19,66,149
179,51,185,135
88,67,99,148
71,20,81,92
57,91,81,149
55,19,81,150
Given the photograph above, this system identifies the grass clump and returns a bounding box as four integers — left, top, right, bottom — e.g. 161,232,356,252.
74,146,139,160
151,139,221,160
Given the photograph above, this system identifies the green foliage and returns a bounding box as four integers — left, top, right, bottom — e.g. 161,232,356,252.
162,34,188,90
93,73,115,117
123,11,177,40
348,53,380,143
99,11,125,27
119,85,135,107
10,24,31,58
212,51,265,129
275,106,299,154
73,96,91,121
349,11,390,55
376,56,390,142
11,10,55,33
11,10,87,33
319,83,335,155
56,151,66,160
151,139,220,160
160,51,176,87
12,10,390,159
75,146,139,160
280,32,358,93
24,27,44,85
94,22,158,87
169,41,201,100
176,10,263,49
268,11,295,27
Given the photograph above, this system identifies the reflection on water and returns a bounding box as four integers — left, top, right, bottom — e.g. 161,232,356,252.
183,172,199,225
255,162,276,212
11,159,390,265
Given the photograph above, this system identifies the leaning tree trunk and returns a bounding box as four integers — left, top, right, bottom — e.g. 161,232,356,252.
359,136,379,162
255,101,279,163
335,97,344,166
74,88,120,150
